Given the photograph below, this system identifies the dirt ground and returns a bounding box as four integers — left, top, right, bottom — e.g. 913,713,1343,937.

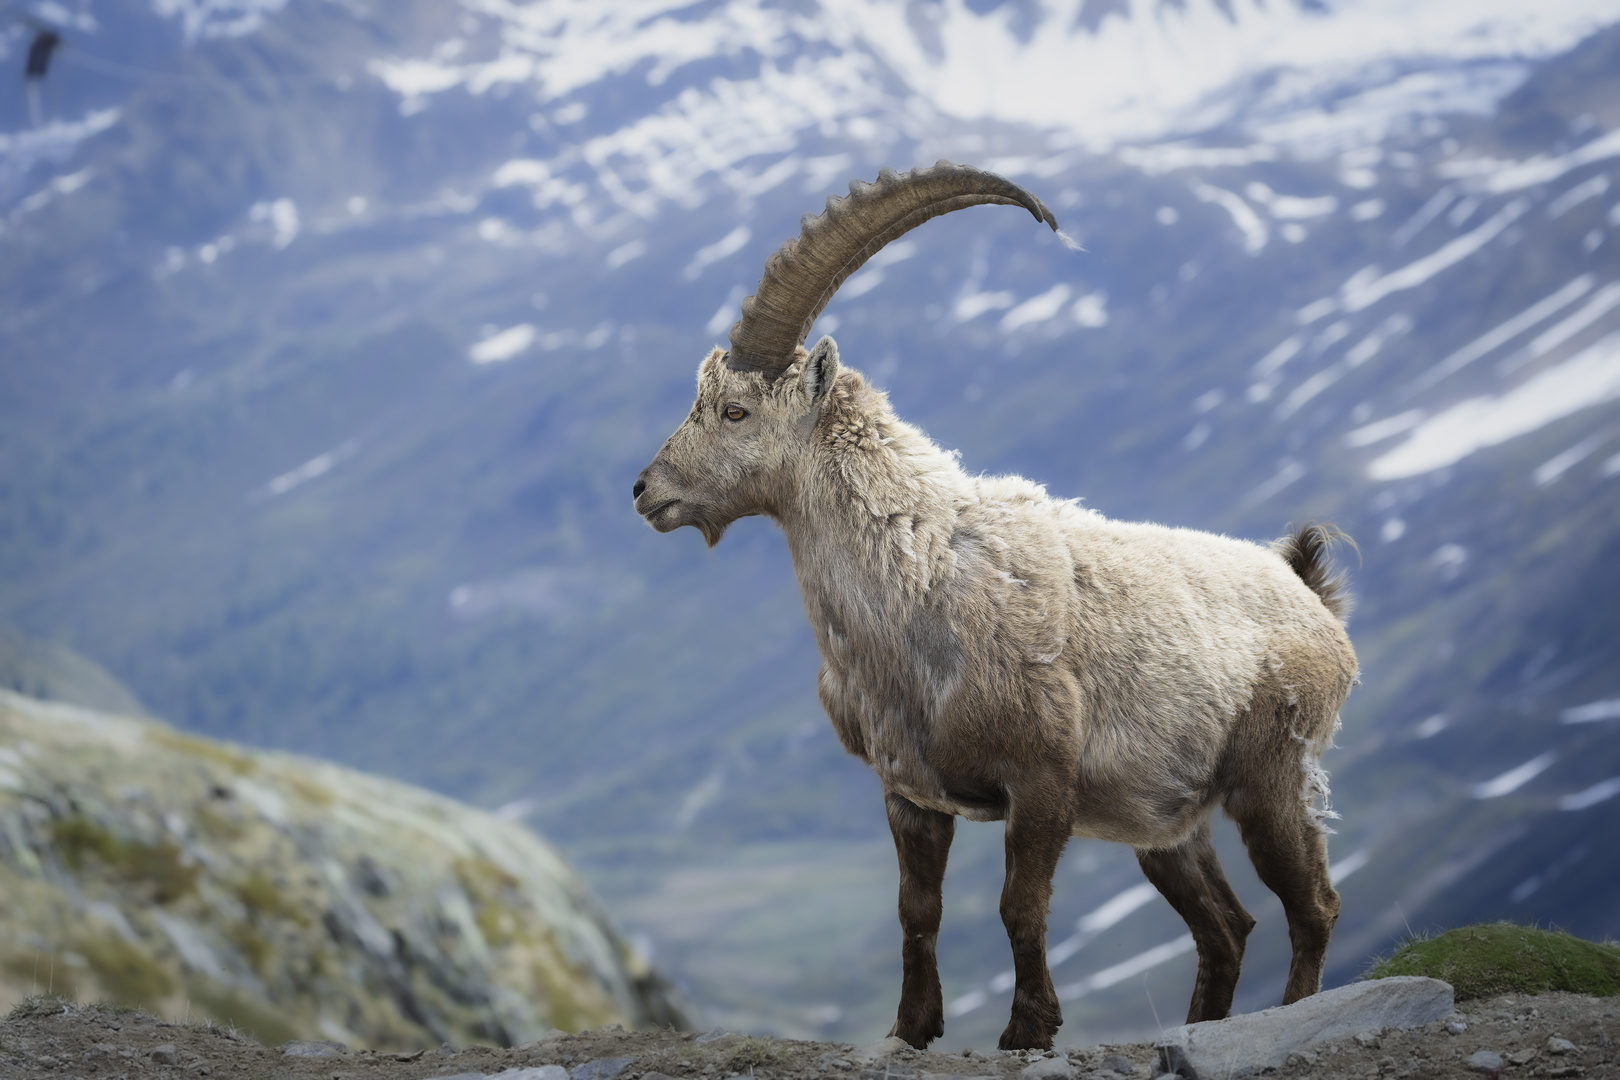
1,991,1614,1080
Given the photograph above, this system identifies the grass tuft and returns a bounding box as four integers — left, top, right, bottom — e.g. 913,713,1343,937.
723,1036,797,1071
1364,922,1620,1000
7,993,77,1019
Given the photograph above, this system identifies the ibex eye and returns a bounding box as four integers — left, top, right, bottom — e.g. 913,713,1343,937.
724,404,748,422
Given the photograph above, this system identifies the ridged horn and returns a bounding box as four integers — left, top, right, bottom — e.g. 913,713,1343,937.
725,160,1059,377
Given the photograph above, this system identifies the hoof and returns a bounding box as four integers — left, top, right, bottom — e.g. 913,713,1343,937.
997,1020,1057,1052
998,997,1062,1051
890,1015,943,1050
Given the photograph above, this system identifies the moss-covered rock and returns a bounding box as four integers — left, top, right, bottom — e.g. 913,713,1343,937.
1364,923,1620,1000
0,689,688,1049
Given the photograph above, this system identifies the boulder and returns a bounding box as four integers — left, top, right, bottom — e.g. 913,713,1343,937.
1022,1056,1077,1079
570,1057,635,1080
1155,978,1455,1080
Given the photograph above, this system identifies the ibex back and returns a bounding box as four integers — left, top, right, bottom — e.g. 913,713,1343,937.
634,163,1358,1051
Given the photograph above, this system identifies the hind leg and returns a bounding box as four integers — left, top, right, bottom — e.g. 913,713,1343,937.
1136,819,1257,1023
1228,774,1341,1004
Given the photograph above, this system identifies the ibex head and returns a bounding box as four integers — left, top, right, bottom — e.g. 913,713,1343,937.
633,162,1058,546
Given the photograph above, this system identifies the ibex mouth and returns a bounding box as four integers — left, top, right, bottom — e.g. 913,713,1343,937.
638,497,680,525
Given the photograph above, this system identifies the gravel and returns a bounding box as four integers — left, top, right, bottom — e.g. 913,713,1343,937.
1,990,1614,1080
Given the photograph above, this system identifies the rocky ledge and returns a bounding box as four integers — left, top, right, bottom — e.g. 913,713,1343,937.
0,689,686,1049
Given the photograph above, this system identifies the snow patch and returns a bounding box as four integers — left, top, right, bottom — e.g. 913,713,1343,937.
1341,199,1527,313
1533,432,1608,486
682,226,751,281
1562,698,1620,724
1001,284,1073,332
1404,275,1593,396
152,0,286,41
1193,182,1267,254
1438,127,1620,195
469,324,538,364
1329,848,1369,884
261,441,358,499
1058,934,1195,1000
1559,777,1620,811
1471,753,1557,800
1370,332,1620,480
1348,409,1426,447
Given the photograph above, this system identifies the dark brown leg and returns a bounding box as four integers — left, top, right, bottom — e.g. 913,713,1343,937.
886,792,955,1049
1136,819,1256,1023
997,798,1070,1051
1229,784,1340,1004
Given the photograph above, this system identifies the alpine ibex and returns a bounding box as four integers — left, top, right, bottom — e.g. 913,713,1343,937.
633,163,1357,1051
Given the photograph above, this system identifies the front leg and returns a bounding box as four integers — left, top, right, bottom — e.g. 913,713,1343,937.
998,796,1071,1051
886,792,955,1049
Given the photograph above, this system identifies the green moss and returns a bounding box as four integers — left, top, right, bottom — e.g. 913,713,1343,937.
234,871,308,926
457,857,522,949
532,954,580,1033
1365,922,1620,1000
120,838,200,903
79,935,175,1004
144,727,257,775
225,920,273,975
195,806,245,841
51,815,122,868
50,815,199,903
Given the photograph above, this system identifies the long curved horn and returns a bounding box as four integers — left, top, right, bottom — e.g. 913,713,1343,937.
725,160,1059,377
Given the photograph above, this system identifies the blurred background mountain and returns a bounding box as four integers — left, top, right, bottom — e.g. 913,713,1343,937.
2,0,1618,1053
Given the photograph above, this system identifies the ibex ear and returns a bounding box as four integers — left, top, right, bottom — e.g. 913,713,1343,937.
802,336,839,407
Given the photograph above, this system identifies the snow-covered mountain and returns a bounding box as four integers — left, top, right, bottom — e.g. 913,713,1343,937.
3,0,1620,1051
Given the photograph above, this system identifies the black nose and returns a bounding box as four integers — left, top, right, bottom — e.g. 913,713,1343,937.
632,478,646,499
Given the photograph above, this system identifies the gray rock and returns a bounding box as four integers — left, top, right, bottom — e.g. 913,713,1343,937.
1507,1049,1538,1066
570,1056,635,1080
1549,1038,1578,1055
640,1074,679,1080
1103,1055,1136,1075
281,1040,348,1058
1022,1057,1076,1080
151,1044,180,1066
421,1074,489,1080
1449,1022,1469,1035
694,1028,738,1044
857,1036,912,1062
1354,1031,1382,1049
1155,977,1455,1080
493,1068,571,1080
1465,1051,1503,1073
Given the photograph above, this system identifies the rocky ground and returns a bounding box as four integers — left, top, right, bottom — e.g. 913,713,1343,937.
2,991,1614,1080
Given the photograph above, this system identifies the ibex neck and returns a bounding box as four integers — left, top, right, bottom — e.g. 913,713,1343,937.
777,376,971,617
